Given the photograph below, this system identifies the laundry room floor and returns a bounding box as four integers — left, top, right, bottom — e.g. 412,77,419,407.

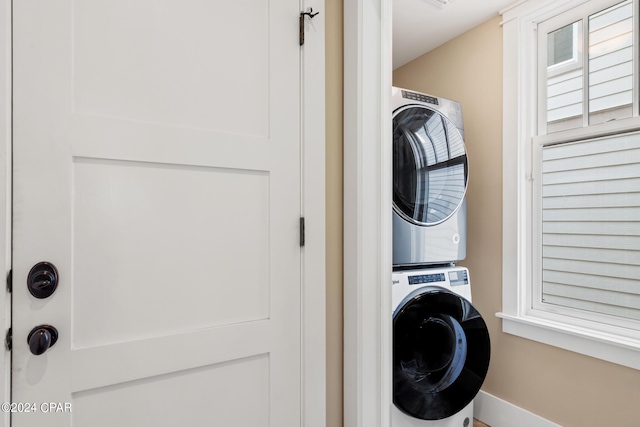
474,419,490,427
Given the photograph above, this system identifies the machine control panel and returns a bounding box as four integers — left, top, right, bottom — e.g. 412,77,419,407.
406,269,469,286
408,272,445,285
402,90,439,105
448,269,469,286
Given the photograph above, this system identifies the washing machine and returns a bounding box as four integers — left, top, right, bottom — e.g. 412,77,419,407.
392,266,490,427
392,86,468,267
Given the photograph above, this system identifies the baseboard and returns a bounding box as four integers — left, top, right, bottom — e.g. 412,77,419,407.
474,391,561,427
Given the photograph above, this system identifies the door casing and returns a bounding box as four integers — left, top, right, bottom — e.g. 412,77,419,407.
343,0,393,426
1,0,11,424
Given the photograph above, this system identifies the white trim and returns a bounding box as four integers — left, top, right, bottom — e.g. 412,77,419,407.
301,1,326,426
474,391,561,427
0,0,10,423
343,0,392,425
498,313,640,369
534,114,640,145
500,0,529,16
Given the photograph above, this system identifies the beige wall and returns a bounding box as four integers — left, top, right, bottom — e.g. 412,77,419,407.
393,15,640,427
326,0,343,426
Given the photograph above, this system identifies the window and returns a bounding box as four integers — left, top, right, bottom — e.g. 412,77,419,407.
501,0,640,370
548,23,578,67
541,1,634,133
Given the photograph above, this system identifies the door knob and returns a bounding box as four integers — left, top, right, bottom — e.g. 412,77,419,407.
27,325,58,355
27,262,59,299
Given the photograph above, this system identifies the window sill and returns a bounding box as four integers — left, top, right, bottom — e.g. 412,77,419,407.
496,312,640,370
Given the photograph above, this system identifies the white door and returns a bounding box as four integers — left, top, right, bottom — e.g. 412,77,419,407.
12,1,303,426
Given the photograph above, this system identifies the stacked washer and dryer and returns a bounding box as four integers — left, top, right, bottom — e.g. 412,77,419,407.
391,87,491,427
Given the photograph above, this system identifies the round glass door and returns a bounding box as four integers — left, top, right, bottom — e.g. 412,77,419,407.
393,288,490,420
393,106,468,226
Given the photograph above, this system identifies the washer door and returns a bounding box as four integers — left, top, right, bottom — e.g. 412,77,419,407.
393,106,468,226
393,287,490,420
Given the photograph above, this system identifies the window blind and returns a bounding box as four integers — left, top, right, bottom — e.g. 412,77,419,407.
541,132,640,320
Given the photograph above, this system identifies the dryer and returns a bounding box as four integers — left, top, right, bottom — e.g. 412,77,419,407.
392,87,468,267
392,266,490,427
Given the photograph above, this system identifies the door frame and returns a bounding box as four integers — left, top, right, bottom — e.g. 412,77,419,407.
300,1,326,426
1,1,326,426
343,0,392,426
1,0,10,424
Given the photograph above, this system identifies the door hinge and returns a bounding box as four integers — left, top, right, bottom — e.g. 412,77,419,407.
6,269,11,293
5,328,11,351
300,217,306,247
299,8,320,46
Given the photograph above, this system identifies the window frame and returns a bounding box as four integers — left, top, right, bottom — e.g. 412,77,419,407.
500,0,640,370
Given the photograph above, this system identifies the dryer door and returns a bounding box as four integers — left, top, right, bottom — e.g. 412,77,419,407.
393,287,490,420
393,106,468,226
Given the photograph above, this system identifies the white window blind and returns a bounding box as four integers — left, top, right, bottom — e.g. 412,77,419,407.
541,132,640,321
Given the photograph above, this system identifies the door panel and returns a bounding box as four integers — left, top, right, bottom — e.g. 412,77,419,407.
71,355,270,426
12,0,301,425
71,159,270,348
72,0,270,135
